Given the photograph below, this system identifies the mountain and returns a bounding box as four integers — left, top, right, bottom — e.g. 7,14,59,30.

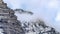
21,19,60,34
0,0,24,34
0,0,60,34
14,7,60,34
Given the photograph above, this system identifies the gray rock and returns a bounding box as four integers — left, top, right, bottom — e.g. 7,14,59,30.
0,0,25,34
21,20,60,34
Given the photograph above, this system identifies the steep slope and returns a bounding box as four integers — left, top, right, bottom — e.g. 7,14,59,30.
14,9,60,34
21,19,60,34
0,0,24,34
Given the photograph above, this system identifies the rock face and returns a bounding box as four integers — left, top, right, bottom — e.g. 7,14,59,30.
21,19,60,34
0,0,24,34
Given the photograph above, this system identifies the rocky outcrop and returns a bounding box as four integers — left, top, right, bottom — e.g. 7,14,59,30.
0,0,24,34
14,9,33,15
21,19,60,34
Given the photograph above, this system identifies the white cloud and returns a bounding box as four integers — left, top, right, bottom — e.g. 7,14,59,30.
54,11,60,32
48,0,58,8
55,12,60,21
3,0,23,9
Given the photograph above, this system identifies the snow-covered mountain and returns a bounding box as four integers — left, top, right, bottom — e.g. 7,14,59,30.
15,9,60,34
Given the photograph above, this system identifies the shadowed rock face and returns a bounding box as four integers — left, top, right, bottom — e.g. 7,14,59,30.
0,0,24,34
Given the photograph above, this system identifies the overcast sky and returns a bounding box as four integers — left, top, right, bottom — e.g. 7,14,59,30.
3,0,60,32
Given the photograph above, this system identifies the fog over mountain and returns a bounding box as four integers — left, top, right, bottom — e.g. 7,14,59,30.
3,0,60,32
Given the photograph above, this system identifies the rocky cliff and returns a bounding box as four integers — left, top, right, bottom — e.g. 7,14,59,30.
0,0,24,34
19,18,60,34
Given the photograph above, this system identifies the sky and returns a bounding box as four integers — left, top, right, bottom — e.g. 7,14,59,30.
3,0,60,32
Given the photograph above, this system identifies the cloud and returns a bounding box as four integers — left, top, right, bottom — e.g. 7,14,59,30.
47,0,58,8
55,12,60,22
3,0,23,9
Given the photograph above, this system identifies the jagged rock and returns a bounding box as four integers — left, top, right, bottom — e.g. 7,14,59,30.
14,9,33,15
0,0,8,9
21,19,60,34
0,0,24,34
